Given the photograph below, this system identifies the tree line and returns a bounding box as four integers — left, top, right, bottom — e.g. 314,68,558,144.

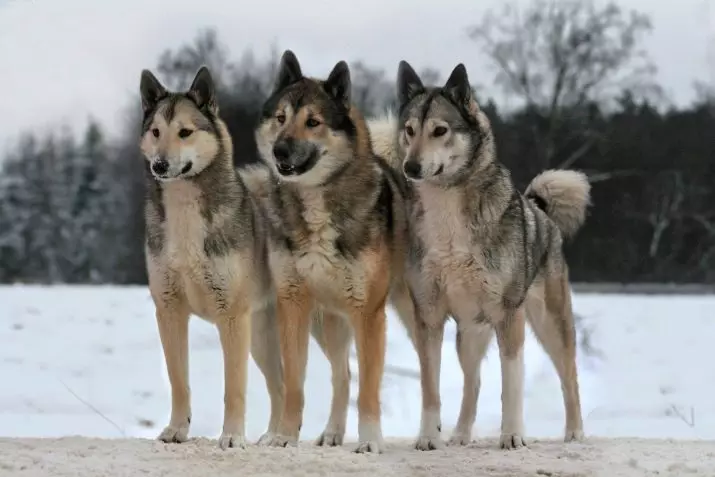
0,0,713,285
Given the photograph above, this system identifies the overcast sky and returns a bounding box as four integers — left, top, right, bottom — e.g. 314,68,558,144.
0,0,712,148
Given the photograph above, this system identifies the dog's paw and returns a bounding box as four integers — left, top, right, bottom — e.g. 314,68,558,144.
564,429,585,442
157,424,189,444
353,440,384,454
256,432,275,446
218,433,247,450
414,436,444,451
447,433,471,447
499,433,526,450
315,431,344,447
267,434,298,448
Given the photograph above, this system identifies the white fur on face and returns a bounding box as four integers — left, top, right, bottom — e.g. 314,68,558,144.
431,132,471,180
402,121,472,182
141,115,217,182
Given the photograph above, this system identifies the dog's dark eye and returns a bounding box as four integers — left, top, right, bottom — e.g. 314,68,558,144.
151,128,160,138
178,128,193,139
276,114,286,125
306,118,321,128
433,126,448,138
405,125,415,137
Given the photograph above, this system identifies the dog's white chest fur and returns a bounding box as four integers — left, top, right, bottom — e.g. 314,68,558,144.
271,189,366,306
163,181,207,274
417,185,486,317
418,186,476,262
295,190,345,292
159,181,220,318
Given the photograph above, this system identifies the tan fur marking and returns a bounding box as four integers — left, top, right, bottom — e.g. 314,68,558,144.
276,286,314,440
216,304,252,440
155,307,191,440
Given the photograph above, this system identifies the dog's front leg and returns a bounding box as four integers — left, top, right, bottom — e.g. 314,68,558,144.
448,320,493,446
494,306,527,449
350,302,387,454
155,306,192,444
412,301,447,451
216,307,252,450
269,287,313,447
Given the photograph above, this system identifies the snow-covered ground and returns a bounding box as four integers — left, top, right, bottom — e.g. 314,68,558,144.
1,286,714,476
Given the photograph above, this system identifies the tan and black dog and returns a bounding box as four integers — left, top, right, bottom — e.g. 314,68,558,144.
248,50,414,453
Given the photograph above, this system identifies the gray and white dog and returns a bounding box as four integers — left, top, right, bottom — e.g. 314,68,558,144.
368,61,590,450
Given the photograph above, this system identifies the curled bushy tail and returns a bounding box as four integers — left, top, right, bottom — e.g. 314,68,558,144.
367,112,402,170
525,169,591,238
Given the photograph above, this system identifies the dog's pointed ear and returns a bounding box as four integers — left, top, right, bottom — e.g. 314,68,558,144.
323,60,351,106
140,69,167,113
273,49,303,94
188,66,218,113
443,63,472,106
397,61,424,107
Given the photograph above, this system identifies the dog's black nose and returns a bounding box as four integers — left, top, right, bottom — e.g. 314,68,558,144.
152,158,169,176
273,140,291,163
403,160,422,179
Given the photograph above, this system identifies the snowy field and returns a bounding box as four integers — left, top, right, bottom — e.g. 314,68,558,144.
1,285,714,476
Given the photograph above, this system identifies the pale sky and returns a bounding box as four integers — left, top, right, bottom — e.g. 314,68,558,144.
0,0,712,148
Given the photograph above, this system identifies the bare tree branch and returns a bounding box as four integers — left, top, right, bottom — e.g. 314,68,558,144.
467,0,658,168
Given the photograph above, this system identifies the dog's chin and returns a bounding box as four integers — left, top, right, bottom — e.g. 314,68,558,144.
152,174,181,183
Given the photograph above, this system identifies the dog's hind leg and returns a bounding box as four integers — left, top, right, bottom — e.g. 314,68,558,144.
526,276,584,442
312,311,352,447
250,299,285,446
389,279,417,347
216,306,252,450
156,306,192,444
448,319,493,446
493,305,527,450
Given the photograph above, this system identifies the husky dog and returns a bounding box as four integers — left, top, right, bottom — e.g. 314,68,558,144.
368,61,589,450
249,50,413,454
139,66,285,449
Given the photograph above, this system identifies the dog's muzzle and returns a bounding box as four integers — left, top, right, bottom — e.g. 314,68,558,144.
403,159,443,181
272,139,316,176
152,158,169,176
150,157,193,180
403,159,423,180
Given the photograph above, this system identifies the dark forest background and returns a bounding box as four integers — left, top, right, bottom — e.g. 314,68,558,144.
1,0,713,285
